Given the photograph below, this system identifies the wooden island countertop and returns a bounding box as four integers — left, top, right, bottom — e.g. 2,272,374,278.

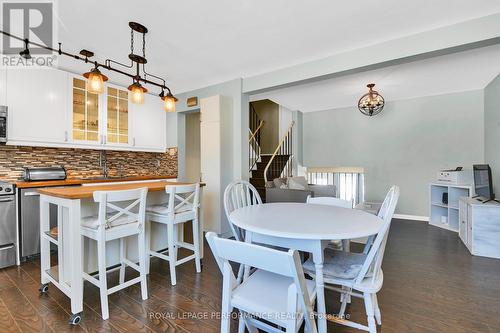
37,180,204,199
14,175,176,189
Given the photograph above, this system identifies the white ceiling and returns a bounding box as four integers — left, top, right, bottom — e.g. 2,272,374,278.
53,0,500,94
250,44,500,112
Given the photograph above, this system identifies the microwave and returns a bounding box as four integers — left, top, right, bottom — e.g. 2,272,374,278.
0,106,6,143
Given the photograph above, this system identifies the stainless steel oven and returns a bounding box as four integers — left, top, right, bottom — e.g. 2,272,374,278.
0,106,7,144
0,182,16,268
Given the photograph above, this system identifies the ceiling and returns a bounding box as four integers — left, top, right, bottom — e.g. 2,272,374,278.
250,44,500,112
53,0,500,94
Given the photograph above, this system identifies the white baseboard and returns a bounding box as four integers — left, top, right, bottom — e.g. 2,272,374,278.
393,214,429,222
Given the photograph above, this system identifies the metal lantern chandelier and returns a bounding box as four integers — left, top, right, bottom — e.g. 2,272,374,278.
358,83,385,116
0,22,177,112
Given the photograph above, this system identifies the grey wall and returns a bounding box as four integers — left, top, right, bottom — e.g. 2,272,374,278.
485,74,500,195
302,91,485,216
175,78,248,180
252,100,279,154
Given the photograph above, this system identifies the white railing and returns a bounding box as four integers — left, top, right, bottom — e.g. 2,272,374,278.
264,121,294,183
248,121,264,172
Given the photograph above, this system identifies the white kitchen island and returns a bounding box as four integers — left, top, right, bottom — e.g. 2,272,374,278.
37,180,204,323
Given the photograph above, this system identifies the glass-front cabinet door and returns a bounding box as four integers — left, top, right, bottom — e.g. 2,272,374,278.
72,78,99,142
106,87,129,144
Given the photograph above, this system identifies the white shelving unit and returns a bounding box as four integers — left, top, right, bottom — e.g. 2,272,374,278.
429,183,474,232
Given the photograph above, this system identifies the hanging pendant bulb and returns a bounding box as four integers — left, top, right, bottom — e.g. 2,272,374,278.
161,90,177,112
128,81,147,104
83,67,108,94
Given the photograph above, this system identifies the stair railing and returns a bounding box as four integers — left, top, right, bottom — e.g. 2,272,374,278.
249,103,265,173
248,120,264,172
263,121,295,183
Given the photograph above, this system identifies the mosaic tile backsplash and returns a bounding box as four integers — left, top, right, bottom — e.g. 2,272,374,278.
0,145,178,181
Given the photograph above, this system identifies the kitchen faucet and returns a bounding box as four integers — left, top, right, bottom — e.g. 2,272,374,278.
99,150,109,178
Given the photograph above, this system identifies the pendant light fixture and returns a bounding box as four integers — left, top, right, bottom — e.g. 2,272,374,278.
358,83,385,116
0,22,176,110
160,89,178,112
19,38,31,59
83,64,108,94
128,81,147,104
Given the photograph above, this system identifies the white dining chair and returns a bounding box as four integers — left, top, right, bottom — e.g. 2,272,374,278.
224,180,262,242
306,195,353,251
146,183,201,285
206,232,318,333
303,186,399,333
306,195,353,208
80,187,149,320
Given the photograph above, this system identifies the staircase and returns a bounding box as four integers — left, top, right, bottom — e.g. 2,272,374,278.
248,108,295,202
250,154,291,201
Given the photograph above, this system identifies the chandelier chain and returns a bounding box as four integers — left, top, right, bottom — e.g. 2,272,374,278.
143,32,146,58
130,28,134,54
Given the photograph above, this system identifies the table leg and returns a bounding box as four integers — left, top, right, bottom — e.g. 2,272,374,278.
40,198,50,284
199,186,204,259
243,232,253,280
68,199,83,316
313,245,327,333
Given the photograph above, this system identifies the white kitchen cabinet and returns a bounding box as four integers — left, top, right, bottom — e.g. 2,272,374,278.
200,95,232,235
459,197,500,259
4,67,167,152
129,92,166,152
6,68,68,145
70,76,101,145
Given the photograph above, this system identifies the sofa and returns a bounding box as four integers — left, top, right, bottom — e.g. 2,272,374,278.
265,176,336,203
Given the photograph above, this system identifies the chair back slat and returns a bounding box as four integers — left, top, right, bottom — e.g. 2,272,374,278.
306,195,353,208
165,183,200,215
355,186,399,284
207,232,295,277
224,180,262,241
93,188,148,229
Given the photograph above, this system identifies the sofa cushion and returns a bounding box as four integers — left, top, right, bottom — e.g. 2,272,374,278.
273,177,287,189
288,176,309,190
309,184,336,197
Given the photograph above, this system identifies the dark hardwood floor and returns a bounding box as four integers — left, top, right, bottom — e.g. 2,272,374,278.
1,219,500,332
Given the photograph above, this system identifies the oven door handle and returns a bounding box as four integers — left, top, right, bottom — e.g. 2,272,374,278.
23,192,40,197
0,197,14,202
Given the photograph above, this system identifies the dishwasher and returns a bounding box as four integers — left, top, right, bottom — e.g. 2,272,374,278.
19,188,58,259
0,182,16,268
19,167,67,259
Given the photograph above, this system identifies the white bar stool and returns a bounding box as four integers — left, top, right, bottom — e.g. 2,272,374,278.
80,187,149,320
146,183,201,285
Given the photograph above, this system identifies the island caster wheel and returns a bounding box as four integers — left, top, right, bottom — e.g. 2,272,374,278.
68,313,82,325
39,283,49,294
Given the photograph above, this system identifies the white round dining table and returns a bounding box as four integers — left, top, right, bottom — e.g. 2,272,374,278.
229,202,382,333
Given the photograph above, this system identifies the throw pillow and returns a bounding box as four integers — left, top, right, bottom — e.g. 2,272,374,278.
273,177,287,188
288,176,309,190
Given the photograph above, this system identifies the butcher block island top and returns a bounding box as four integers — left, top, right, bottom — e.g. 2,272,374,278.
37,180,204,199
15,175,176,188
